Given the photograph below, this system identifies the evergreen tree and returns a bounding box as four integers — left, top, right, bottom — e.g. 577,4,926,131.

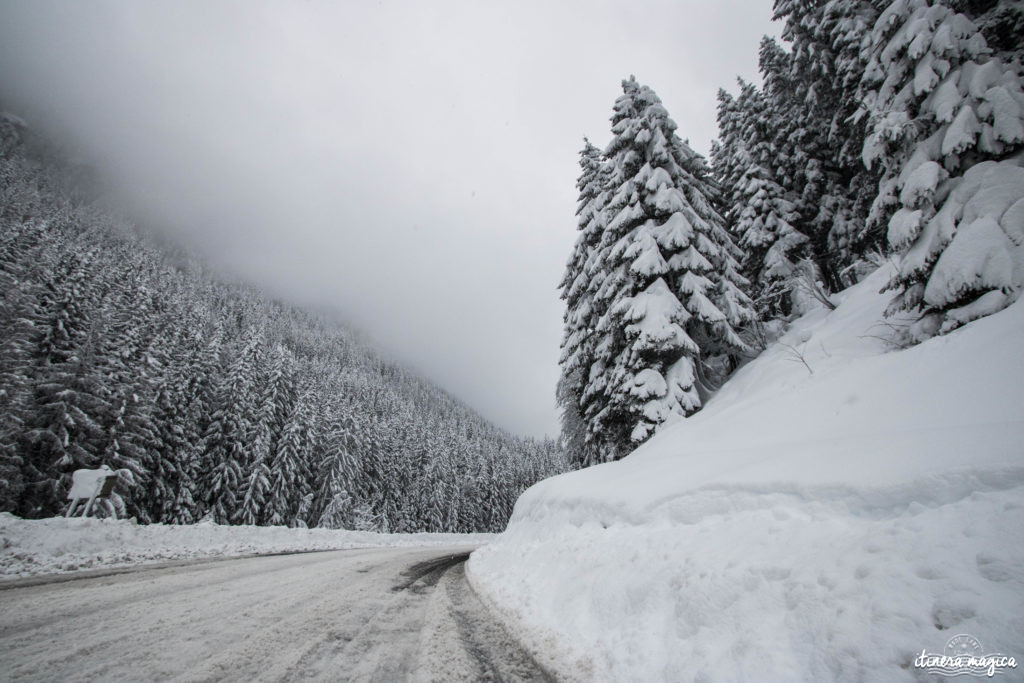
20,263,109,516
578,77,754,462
150,344,200,523
558,139,608,467
201,330,262,523
951,0,1024,64
95,287,165,521
0,234,36,511
266,388,314,527
237,343,295,525
236,454,270,525
756,37,848,292
859,0,1024,338
715,80,807,315
765,2,884,284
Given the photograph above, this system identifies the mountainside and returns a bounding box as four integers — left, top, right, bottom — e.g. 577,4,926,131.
0,113,565,532
469,264,1024,680
559,2,1024,470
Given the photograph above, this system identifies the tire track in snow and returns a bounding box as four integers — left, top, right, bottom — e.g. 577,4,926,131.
0,545,550,682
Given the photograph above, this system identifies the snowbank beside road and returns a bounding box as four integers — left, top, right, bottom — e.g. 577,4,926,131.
0,514,491,579
468,265,1024,682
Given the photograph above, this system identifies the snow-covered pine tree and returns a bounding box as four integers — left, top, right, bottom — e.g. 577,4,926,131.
257,344,298,460
716,80,807,315
580,77,755,462
0,282,29,511
859,0,1024,338
0,215,37,511
753,36,854,296
21,256,110,516
265,387,314,527
558,139,608,468
94,272,169,521
772,0,882,268
235,451,270,526
951,0,1024,65
159,318,224,524
710,100,746,242
237,343,297,525
690,154,758,365
150,345,198,523
201,329,262,523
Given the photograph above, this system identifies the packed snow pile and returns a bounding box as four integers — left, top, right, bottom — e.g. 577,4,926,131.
468,264,1024,682
0,514,491,579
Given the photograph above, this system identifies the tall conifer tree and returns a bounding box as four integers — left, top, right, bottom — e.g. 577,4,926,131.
859,0,1024,338
558,139,608,467
570,77,754,463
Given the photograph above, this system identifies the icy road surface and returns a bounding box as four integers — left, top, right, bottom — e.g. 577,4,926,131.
0,546,551,682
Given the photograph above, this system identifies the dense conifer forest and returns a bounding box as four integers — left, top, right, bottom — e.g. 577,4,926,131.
0,114,566,532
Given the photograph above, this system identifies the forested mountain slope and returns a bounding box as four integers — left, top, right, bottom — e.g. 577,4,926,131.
0,113,565,532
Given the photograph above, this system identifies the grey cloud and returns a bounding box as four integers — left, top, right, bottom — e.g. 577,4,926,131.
0,0,775,436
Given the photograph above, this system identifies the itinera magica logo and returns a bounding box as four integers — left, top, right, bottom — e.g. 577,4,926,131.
914,634,1017,678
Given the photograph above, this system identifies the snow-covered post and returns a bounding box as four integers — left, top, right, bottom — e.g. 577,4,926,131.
65,466,119,518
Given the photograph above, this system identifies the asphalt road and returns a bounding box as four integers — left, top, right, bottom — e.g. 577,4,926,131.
0,546,551,682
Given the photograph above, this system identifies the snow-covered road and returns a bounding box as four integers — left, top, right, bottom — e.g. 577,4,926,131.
0,546,550,682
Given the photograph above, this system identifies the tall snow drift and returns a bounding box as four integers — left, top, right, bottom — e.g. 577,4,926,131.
468,264,1024,682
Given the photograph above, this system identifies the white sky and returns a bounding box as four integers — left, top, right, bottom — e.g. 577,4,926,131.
0,0,777,437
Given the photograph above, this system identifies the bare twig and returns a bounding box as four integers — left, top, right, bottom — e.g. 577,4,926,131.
743,319,772,352
862,318,916,350
791,261,837,311
780,342,814,375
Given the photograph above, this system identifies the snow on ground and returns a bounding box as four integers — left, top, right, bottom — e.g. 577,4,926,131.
468,264,1024,682
0,546,543,681
0,513,491,579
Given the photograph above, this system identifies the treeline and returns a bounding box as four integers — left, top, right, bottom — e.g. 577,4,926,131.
713,0,1023,326
0,113,565,532
559,0,1024,466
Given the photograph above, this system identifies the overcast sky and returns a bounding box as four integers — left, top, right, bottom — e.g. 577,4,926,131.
0,0,777,437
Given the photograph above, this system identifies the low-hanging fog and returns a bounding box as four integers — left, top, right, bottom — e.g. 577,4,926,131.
0,0,775,436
